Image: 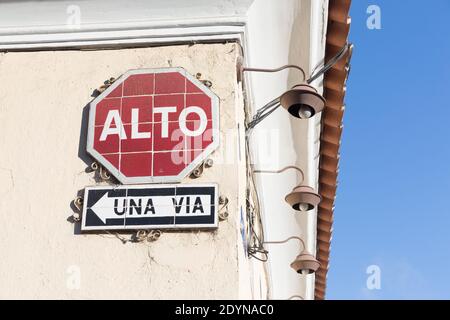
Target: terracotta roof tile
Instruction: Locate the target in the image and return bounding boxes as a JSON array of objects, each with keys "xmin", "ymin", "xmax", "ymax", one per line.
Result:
[{"xmin": 315, "ymin": 0, "xmax": 352, "ymax": 300}]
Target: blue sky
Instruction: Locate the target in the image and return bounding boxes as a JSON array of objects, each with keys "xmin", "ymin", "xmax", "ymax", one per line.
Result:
[{"xmin": 327, "ymin": 0, "xmax": 450, "ymax": 300}]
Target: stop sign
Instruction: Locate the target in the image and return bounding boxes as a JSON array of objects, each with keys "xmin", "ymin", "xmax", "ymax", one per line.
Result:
[{"xmin": 87, "ymin": 68, "xmax": 219, "ymax": 184}]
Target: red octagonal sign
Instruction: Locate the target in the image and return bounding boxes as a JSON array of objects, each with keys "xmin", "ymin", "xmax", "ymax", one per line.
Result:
[{"xmin": 87, "ymin": 68, "xmax": 219, "ymax": 184}]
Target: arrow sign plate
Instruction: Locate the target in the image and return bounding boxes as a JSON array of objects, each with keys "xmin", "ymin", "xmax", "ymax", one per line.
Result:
[{"xmin": 81, "ymin": 184, "xmax": 218, "ymax": 231}]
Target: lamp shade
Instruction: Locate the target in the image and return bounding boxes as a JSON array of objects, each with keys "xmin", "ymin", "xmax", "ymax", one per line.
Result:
[
  {"xmin": 280, "ymin": 84, "xmax": 326, "ymax": 119},
  {"xmin": 290, "ymin": 250, "xmax": 321, "ymax": 274},
  {"xmin": 285, "ymin": 186, "xmax": 321, "ymax": 212}
]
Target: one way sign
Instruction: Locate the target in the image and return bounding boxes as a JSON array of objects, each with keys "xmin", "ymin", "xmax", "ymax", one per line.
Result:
[{"xmin": 81, "ymin": 184, "xmax": 218, "ymax": 231}]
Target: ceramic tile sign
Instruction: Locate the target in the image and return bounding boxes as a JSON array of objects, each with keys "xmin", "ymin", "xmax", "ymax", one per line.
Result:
[
  {"xmin": 81, "ymin": 184, "xmax": 218, "ymax": 231},
  {"xmin": 87, "ymin": 68, "xmax": 219, "ymax": 184}
]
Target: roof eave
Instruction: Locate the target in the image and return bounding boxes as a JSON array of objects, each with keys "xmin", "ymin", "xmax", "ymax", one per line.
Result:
[{"xmin": 314, "ymin": 0, "xmax": 353, "ymax": 300}]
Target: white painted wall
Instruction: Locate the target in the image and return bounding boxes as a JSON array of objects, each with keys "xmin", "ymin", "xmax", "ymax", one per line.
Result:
[{"xmin": 244, "ymin": 0, "xmax": 328, "ymax": 300}]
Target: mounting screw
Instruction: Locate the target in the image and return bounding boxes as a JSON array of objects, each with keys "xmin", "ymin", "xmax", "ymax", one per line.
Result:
[
  {"xmin": 204, "ymin": 158, "xmax": 214, "ymax": 168},
  {"xmin": 201, "ymin": 80, "xmax": 213, "ymax": 88},
  {"xmin": 192, "ymin": 167, "xmax": 203, "ymax": 178},
  {"xmin": 90, "ymin": 162, "xmax": 99, "ymax": 171},
  {"xmin": 72, "ymin": 212, "xmax": 81, "ymax": 222},
  {"xmin": 219, "ymin": 210, "xmax": 229, "ymax": 221},
  {"xmin": 74, "ymin": 196, "xmax": 84, "ymax": 212}
]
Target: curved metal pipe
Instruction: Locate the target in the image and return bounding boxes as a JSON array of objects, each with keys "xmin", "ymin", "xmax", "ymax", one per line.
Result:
[
  {"xmin": 243, "ymin": 64, "xmax": 306, "ymax": 82},
  {"xmin": 263, "ymin": 236, "xmax": 306, "ymax": 252},
  {"xmin": 253, "ymin": 166, "xmax": 305, "ymax": 186}
]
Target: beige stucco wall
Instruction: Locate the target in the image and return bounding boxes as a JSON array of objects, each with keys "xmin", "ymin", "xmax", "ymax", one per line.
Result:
[{"xmin": 0, "ymin": 43, "xmax": 251, "ymax": 299}]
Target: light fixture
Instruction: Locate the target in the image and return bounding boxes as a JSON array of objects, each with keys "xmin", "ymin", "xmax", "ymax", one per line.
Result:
[
  {"xmin": 279, "ymin": 84, "xmax": 326, "ymax": 119},
  {"xmin": 253, "ymin": 166, "xmax": 321, "ymax": 212},
  {"xmin": 285, "ymin": 186, "xmax": 321, "ymax": 212},
  {"xmin": 242, "ymin": 43, "xmax": 353, "ymax": 131},
  {"xmin": 264, "ymin": 236, "xmax": 320, "ymax": 275},
  {"xmin": 241, "ymin": 64, "xmax": 326, "ymax": 122}
]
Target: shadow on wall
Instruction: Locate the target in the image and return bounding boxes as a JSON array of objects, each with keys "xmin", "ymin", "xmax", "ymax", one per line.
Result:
[
  {"xmin": 78, "ymin": 102, "xmax": 92, "ymax": 168},
  {"xmin": 69, "ymin": 89, "xmax": 120, "ymax": 235},
  {"xmin": 69, "ymin": 100, "xmax": 92, "ymax": 236},
  {"xmin": 78, "ymin": 88, "xmax": 103, "ymax": 168},
  {"xmin": 287, "ymin": 0, "xmax": 316, "ymax": 185}
]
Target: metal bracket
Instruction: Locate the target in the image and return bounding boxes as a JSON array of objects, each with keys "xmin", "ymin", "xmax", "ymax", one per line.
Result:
[
  {"xmin": 72, "ymin": 196, "xmax": 83, "ymax": 222},
  {"xmin": 91, "ymin": 161, "xmax": 111, "ymax": 181},
  {"xmin": 196, "ymin": 72, "xmax": 213, "ymax": 88},
  {"xmin": 97, "ymin": 77, "xmax": 117, "ymax": 93},
  {"xmin": 218, "ymin": 195, "xmax": 229, "ymax": 221},
  {"xmin": 190, "ymin": 158, "xmax": 214, "ymax": 179},
  {"xmin": 136, "ymin": 230, "xmax": 162, "ymax": 242}
]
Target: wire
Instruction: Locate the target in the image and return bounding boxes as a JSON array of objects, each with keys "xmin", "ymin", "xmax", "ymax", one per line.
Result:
[
  {"xmin": 307, "ymin": 42, "xmax": 351, "ymax": 84},
  {"xmin": 245, "ymin": 96, "xmax": 281, "ymax": 132},
  {"xmin": 253, "ymin": 96, "xmax": 280, "ymax": 118},
  {"xmin": 246, "ymin": 103, "xmax": 280, "ymax": 132},
  {"xmin": 244, "ymin": 125, "xmax": 269, "ymax": 263}
]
